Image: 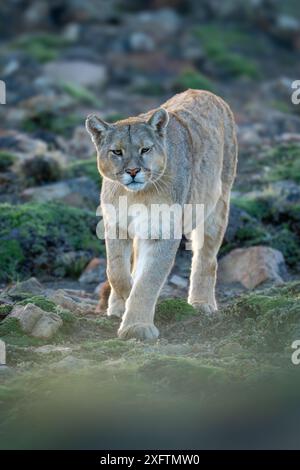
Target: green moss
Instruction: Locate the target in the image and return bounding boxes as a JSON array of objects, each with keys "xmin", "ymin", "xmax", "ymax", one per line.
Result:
[
  {"xmin": 220, "ymin": 282, "xmax": 300, "ymax": 351},
  {"xmin": 0, "ymin": 317, "xmax": 23, "ymax": 336},
  {"xmin": 0, "ymin": 240, "xmax": 25, "ymax": 281},
  {"xmin": 231, "ymin": 196, "xmax": 273, "ymax": 221},
  {"xmin": 61, "ymin": 82, "xmax": 102, "ymax": 106},
  {"xmin": 81, "ymin": 339, "xmax": 133, "ymax": 359},
  {"xmin": 140, "ymin": 356, "xmax": 228, "ymax": 391},
  {"xmin": 0, "ymin": 202, "xmax": 101, "ymax": 282},
  {"xmin": 174, "ymin": 68, "xmax": 215, "ymax": 92},
  {"xmin": 156, "ymin": 298, "xmax": 196, "ymax": 322},
  {"xmin": 17, "ymin": 296, "xmax": 56, "ymax": 313},
  {"xmin": 262, "ymin": 144, "xmax": 300, "ymax": 183},
  {"xmin": 271, "ymin": 227, "xmax": 300, "ymax": 266},
  {"xmin": 20, "ymin": 155, "xmax": 62, "ymax": 186},
  {"xmin": 131, "ymin": 82, "xmax": 165, "ymax": 96},
  {"xmin": 195, "ymin": 25, "xmax": 260, "ymax": 78},
  {"xmin": 234, "ymin": 224, "xmax": 269, "ymax": 245},
  {"xmin": 104, "ymin": 113, "xmax": 126, "ymax": 123},
  {"xmin": 22, "ymin": 111, "xmax": 82, "ymax": 136},
  {"xmin": 288, "ymin": 204, "xmax": 300, "ymax": 221},
  {"xmin": 57, "ymin": 308, "xmax": 75, "ymax": 324},
  {"xmin": 0, "ymin": 151, "xmax": 17, "ymax": 171},
  {"xmin": 66, "ymin": 158, "xmax": 101, "ymax": 184},
  {"xmin": 0, "ymin": 304, "xmax": 13, "ymax": 316},
  {"xmin": 14, "ymin": 34, "xmax": 70, "ymax": 63},
  {"xmin": 0, "ymin": 319, "xmax": 46, "ymax": 351}
]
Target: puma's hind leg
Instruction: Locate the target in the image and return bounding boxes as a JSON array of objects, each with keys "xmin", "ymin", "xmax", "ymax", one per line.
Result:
[{"xmin": 188, "ymin": 191, "xmax": 230, "ymax": 314}]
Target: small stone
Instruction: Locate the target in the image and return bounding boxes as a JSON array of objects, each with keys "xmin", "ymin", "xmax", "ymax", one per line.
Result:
[
  {"xmin": 128, "ymin": 32, "xmax": 155, "ymax": 52},
  {"xmin": 169, "ymin": 274, "xmax": 188, "ymax": 289},
  {"xmin": 218, "ymin": 246, "xmax": 285, "ymax": 289}
]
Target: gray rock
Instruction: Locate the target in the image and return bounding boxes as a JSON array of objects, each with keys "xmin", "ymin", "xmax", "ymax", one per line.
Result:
[
  {"xmin": 47, "ymin": 290, "xmax": 97, "ymax": 315},
  {"xmin": 68, "ymin": 125, "xmax": 96, "ymax": 159},
  {"xmin": 169, "ymin": 274, "xmax": 188, "ymax": 290},
  {"xmin": 218, "ymin": 246, "xmax": 286, "ymax": 289},
  {"xmin": 21, "ymin": 177, "xmax": 99, "ymax": 209},
  {"xmin": 44, "ymin": 61, "xmax": 107, "ymax": 87},
  {"xmin": 31, "ymin": 313, "xmax": 63, "ymax": 339},
  {"xmin": 8, "ymin": 303, "xmax": 63, "ymax": 339},
  {"xmin": 128, "ymin": 32, "xmax": 155, "ymax": 52},
  {"xmin": 6, "ymin": 278, "xmax": 44, "ymax": 298},
  {"xmin": 0, "ymin": 131, "xmax": 47, "ymax": 158},
  {"xmin": 129, "ymin": 9, "xmax": 180, "ymax": 39}
]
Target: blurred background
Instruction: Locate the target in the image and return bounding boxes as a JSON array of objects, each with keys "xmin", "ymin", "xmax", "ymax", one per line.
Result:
[{"xmin": 1, "ymin": 0, "xmax": 300, "ymax": 450}]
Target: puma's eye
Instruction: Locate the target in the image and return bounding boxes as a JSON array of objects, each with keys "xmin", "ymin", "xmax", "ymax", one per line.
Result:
[
  {"xmin": 111, "ymin": 149, "xmax": 123, "ymax": 156},
  {"xmin": 141, "ymin": 147, "xmax": 151, "ymax": 154}
]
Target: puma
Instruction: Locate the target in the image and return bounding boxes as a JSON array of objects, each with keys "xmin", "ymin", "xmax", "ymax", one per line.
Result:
[{"xmin": 86, "ymin": 89, "xmax": 237, "ymax": 340}]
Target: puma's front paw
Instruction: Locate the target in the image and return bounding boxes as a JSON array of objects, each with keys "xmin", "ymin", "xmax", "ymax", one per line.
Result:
[
  {"xmin": 107, "ymin": 305, "xmax": 124, "ymax": 318},
  {"xmin": 107, "ymin": 297, "xmax": 125, "ymax": 318},
  {"xmin": 190, "ymin": 302, "xmax": 217, "ymax": 315},
  {"xmin": 118, "ymin": 323, "xmax": 159, "ymax": 341}
]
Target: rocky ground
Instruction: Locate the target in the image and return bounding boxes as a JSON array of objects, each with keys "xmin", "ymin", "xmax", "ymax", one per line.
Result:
[{"xmin": 1, "ymin": 0, "xmax": 300, "ymax": 449}]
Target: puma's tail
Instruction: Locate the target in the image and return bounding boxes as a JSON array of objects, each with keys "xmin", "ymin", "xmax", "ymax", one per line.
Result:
[{"xmin": 95, "ymin": 280, "xmax": 111, "ymax": 313}]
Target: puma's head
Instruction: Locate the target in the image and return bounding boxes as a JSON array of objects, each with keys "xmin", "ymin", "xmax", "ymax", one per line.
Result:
[{"xmin": 86, "ymin": 108, "xmax": 169, "ymax": 192}]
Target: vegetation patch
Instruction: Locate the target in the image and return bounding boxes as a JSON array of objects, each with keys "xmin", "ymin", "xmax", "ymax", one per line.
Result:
[
  {"xmin": 263, "ymin": 144, "xmax": 300, "ymax": 183},
  {"xmin": 0, "ymin": 202, "xmax": 101, "ymax": 282},
  {"xmin": 66, "ymin": 158, "xmax": 101, "ymax": 184},
  {"xmin": 17, "ymin": 296, "xmax": 56, "ymax": 312},
  {"xmin": 140, "ymin": 356, "xmax": 228, "ymax": 392},
  {"xmin": 0, "ymin": 151, "xmax": 17, "ymax": 171},
  {"xmin": 231, "ymin": 196, "xmax": 273, "ymax": 221},
  {"xmin": 174, "ymin": 68, "xmax": 215, "ymax": 92},
  {"xmin": 195, "ymin": 25, "xmax": 260, "ymax": 78},
  {"xmin": 216, "ymin": 282, "xmax": 300, "ymax": 352},
  {"xmin": 61, "ymin": 82, "xmax": 102, "ymax": 107},
  {"xmin": 22, "ymin": 111, "xmax": 82, "ymax": 136},
  {"xmin": 13, "ymin": 34, "xmax": 70, "ymax": 63},
  {"xmin": 156, "ymin": 298, "xmax": 196, "ymax": 323}
]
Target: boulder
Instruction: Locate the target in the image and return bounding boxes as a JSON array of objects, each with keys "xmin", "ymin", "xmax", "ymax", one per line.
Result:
[
  {"xmin": 0, "ymin": 131, "xmax": 47, "ymax": 158},
  {"xmin": 218, "ymin": 246, "xmax": 286, "ymax": 289},
  {"xmin": 21, "ymin": 177, "xmax": 99, "ymax": 209},
  {"xmin": 8, "ymin": 303, "xmax": 62, "ymax": 339},
  {"xmin": 47, "ymin": 289, "xmax": 97, "ymax": 315},
  {"xmin": 43, "ymin": 61, "xmax": 107, "ymax": 87},
  {"xmin": 6, "ymin": 277, "xmax": 44, "ymax": 298}
]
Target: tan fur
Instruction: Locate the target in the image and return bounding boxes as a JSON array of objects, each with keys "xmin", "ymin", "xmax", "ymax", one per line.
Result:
[{"xmin": 86, "ymin": 89, "xmax": 237, "ymax": 340}]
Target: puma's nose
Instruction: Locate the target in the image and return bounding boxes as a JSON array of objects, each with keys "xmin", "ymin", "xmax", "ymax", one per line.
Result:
[{"xmin": 125, "ymin": 167, "xmax": 141, "ymax": 178}]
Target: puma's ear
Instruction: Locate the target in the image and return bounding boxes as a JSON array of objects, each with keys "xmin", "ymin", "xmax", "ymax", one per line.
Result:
[
  {"xmin": 85, "ymin": 114, "xmax": 109, "ymax": 140},
  {"xmin": 148, "ymin": 108, "xmax": 169, "ymax": 134}
]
